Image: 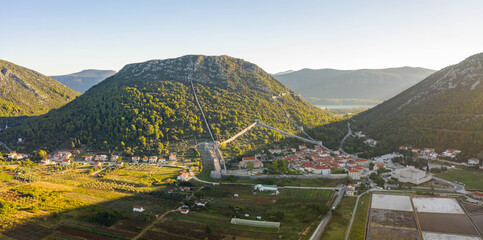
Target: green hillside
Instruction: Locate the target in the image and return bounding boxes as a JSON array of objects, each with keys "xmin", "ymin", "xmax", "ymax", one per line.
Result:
[
  {"xmin": 274, "ymin": 67, "xmax": 435, "ymax": 104},
  {"xmin": 0, "ymin": 55, "xmax": 338, "ymax": 155},
  {"xmin": 0, "ymin": 60, "xmax": 80, "ymax": 116},
  {"xmin": 353, "ymin": 52, "xmax": 483, "ymax": 156},
  {"xmin": 51, "ymin": 69, "xmax": 117, "ymax": 93}
]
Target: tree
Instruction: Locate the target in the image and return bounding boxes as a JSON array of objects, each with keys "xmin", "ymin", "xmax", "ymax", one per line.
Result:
[{"xmin": 246, "ymin": 161, "xmax": 255, "ymax": 172}]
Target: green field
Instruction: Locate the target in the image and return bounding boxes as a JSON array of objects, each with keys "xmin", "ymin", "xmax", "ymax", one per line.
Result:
[
  {"xmin": 150, "ymin": 184, "xmax": 334, "ymax": 240},
  {"xmin": 0, "ymin": 161, "xmax": 186, "ymax": 239},
  {"xmin": 321, "ymin": 196, "xmax": 357, "ymax": 240},
  {"xmin": 348, "ymin": 193, "xmax": 370, "ymax": 240},
  {"xmin": 437, "ymin": 168, "xmax": 483, "ymax": 190}
]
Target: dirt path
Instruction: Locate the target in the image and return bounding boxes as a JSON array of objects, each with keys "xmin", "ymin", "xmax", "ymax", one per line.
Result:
[
  {"xmin": 133, "ymin": 186, "xmax": 202, "ymax": 240},
  {"xmin": 132, "ymin": 207, "xmax": 180, "ymax": 240}
]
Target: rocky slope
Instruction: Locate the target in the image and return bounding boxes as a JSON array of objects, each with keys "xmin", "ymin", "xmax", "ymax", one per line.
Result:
[{"xmin": 0, "ymin": 60, "xmax": 80, "ymax": 117}]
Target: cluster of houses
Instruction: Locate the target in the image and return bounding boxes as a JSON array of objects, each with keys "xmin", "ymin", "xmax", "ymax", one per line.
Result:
[
  {"xmin": 281, "ymin": 145, "xmax": 384, "ymax": 180},
  {"xmin": 239, "ymin": 145, "xmax": 387, "ymax": 180},
  {"xmin": 40, "ymin": 151, "xmax": 73, "ymax": 165},
  {"xmin": 7, "ymin": 152, "xmax": 28, "ymax": 160},
  {"xmin": 355, "ymin": 131, "xmax": 379, "ymax": 147},
  {"xmin": 131, "ymin": 154, "xmax": 177, "ymax": 164},
  {"xmin": 399, "ymin": 146, "xmax": 464, "ymax": 159}
]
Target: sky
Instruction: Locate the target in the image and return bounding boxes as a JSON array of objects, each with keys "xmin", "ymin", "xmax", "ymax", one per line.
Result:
[{"xmin": 1, "ymin": 0, "xmax": 483, "ymax": 75}]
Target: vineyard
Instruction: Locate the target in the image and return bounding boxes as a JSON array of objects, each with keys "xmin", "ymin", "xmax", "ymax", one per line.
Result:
[
  {"xmin": 0, "ymin": 190, "xmax": 38, "ymax": 206},
  {"xmin": 82, "ymin": 180, "xmax": 151, "ymax": 193}
]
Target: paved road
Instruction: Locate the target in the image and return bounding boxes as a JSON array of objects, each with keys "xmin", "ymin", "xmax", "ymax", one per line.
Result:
[
  {"xmin": 432, "ymin": 176, "xmax": 467, "ymax": 194},
  {"xmin": 339, "ymin": 122, "xmax": 355, "ymax": 155},
  {"xmin": 0, "ymin": 140, "xmax": 12, "ymax": 152}
]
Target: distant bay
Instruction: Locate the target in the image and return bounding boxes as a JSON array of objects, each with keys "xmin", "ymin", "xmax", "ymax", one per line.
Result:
[{"xmin": 316, "ymin": 104, "xmax": 375, "ymax": 109}]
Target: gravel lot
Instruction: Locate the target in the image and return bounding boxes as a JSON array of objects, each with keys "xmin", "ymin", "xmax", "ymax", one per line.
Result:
[
  {"xmin": 371, "ymin": 194, "xmax": 413, "ymax": 211},
  {"xmin": 412, "ymin": 197, "xmax": 464, "ymax": 214},
  {"xmin": 422, "ymin": 232, "xmax": 482, "ymax": 240}
]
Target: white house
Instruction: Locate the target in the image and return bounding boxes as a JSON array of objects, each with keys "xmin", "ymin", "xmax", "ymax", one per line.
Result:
[
  {"xmin": 95, "ymin": 155, "xmax": 108, "ymax": 161},
  {"xmin": 84, "ymin": 155, "xmax": 93, "ymax": 161},
  {"xmin": 149, "ymin": 156, "xmax": 158, "ymax": 164},
  {"xmin": 355, "ymin": 131, "xmax": 366, "ymax": 138},
  {"xmin": 8, "ymin": 152, "xmax": 25, "ymax": 160},
  {"xmin": 158, "ymin": 158, "xmax": 167, "ymax": 163},
  {"xmin": 132, "ymin": 156, "xmax": 140, "ymax": 164},
  {"xmin": 348, "ymin": 169, "xmax": 361, "ymax": 180},
  {"xmin": 110, "ymin": 155, "xmax": 120, "ymax": 161},
  {"xmin": 346, "ymin": 184, "xmax": 356, "ymax": 196},
  {"xmin": 61, "ymin": 159, "xmax": 71, "ymax": 165},
  {"xmin": 364, "ymin": 138, "xmax": 378, "ymax": 147},
  {"xmin": 355, "ymin": 159, "xmax": 370, "ymax": 166},
  {"xmin": 180, "ymin": 208, "xmax": 189, "ymax": 214},
  {"xmin": 468, "ymin": 158, "xmax": 480, "ymax": 165},
  {"xmin": 268, "ymin": 149, "xmax": 282, "ymax": 154},
  {"xmin": 133, "ymin": 206, "xmax": 145, "ymax": 212},
  {"xmin": 169, "ymin": 154, "xmax": 177, "ymax": 161},
  {"xmin": 442, "ymin": 149, "xmax": 461, "ymax": 158},
  {"xmin": 177, "ymin": 172, "xmax": 191, "ymax": 181},
  {"xmin": 195, "ymin": 200, "xmax": 207, "ymax": 207},
  {"xmin": 40, "ymin": 159, "xmax": 50, "ymax": 165}
]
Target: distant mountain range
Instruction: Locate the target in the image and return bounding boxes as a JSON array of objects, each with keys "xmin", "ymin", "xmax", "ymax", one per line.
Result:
[
  {"xmin": 273, "ymin": 67, "xmax": 435, "ymax": 105},
  {"xmin": 0, "ymin": 60, "xmax": 80, "ymax": 117},
  {"xmin": 354, "ymin": 52, "xmax": 483, "ymax": 156},
  {"xmin": 1, "ymin": 55, "xmax": 335, "ymax": 154},
  {"xmin": 50, "ymin": 69, "xmax": 116, "ymax": 93}
]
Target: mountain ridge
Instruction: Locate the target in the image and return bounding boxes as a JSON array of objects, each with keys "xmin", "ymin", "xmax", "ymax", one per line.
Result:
[
  {"xmin": 353, "ymin": 52, "xmax": 483, "ymax": 155},
  {"xmin": 0, "ymin": 59, "xmax": 80, "ymax": 117},
  {"xmin": 50, "ymin": 69, "xmax": 116, "ymax": 93},
  {"xmin": 1, "ymin": 55, "xmax": 336, "ymax": 154},
  {"xmin": 274, "ymin": 66, "xmax": 435, "ymax": 104}
]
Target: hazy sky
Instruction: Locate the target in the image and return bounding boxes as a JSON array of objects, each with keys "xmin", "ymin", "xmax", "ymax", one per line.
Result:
[{"xmin": 1, "ymin": 0, "xmax": 483, "ymax": 75}]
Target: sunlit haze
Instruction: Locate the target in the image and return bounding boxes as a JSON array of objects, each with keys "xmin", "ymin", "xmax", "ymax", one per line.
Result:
[{"xmin": 1, "ymin": 0, "xmax": 483, "ymax": 75}]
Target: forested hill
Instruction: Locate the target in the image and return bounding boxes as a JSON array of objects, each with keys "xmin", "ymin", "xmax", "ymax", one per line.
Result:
[
  {"xmin": 0, "ymin": 60, "xmax": 80, "ymax": 117},
  {"xmin": 51, "ymin": 69, "xmax": 116, "ymax": 93},
  {"xmin": 1, "ymin": 55, "xmax": 338, "ymax": 155},
  {"xmin": 353, "ymin": 52, "xmax": 483, "ymax": 156},
  {"xmin": 274, "ymin": 67, "xmax": 435, "ymax": 104}
]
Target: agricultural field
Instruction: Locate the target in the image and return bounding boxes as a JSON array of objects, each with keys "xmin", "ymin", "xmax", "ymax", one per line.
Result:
[
  {"xmin": 0, "ymin": 161, "xmax": 189, "ymax": 239},
  {"xmin": 144, "ymin": 185, "xmax": 334, "ymax": 240},
  {"xmin": 436, "ymin": 169, "xmax": 483, "ymax": 190},
  {"xmin": 348, "ymin": 193, "xmax": 370, "ymax": 240},
  {"xmin": 321, "ymin": 195, "xmax": 357, "ymax": 240}
]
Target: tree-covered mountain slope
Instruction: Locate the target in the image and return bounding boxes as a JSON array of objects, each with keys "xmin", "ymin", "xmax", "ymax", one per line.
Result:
[
  {"xmin": 353, "ymin": 52, "xmax": 483, "ymax": 155},
  {"xmin": 274, "ymin": 67, "xmax": 435, "ymax": 104},
  {"xmin": 0, "ymin": 60, "xmax": 80, "ymax": 116},
  {"xmin": 51, "ymin": 69, "xmax": 116, "ymax": 93},
  {"xmin": 1, "ymin": 55, "xmax": 338, "ymax": 154}
]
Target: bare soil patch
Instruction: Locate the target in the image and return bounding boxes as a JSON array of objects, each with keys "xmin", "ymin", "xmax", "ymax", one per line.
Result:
[
  {"xmin": 369, "ymin": 209, "xmax": 417, "ymax": 229},
  {"xmin": 418, "ymin": 212, "xmax": 479, "ymax": 236},
  {"xmin": 367, "ymin": 226, "xmax": 420, "ymax": 240},
  {"xmin": 3, "ymin": 223, "xmax": 54, "ymax": 240}
]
